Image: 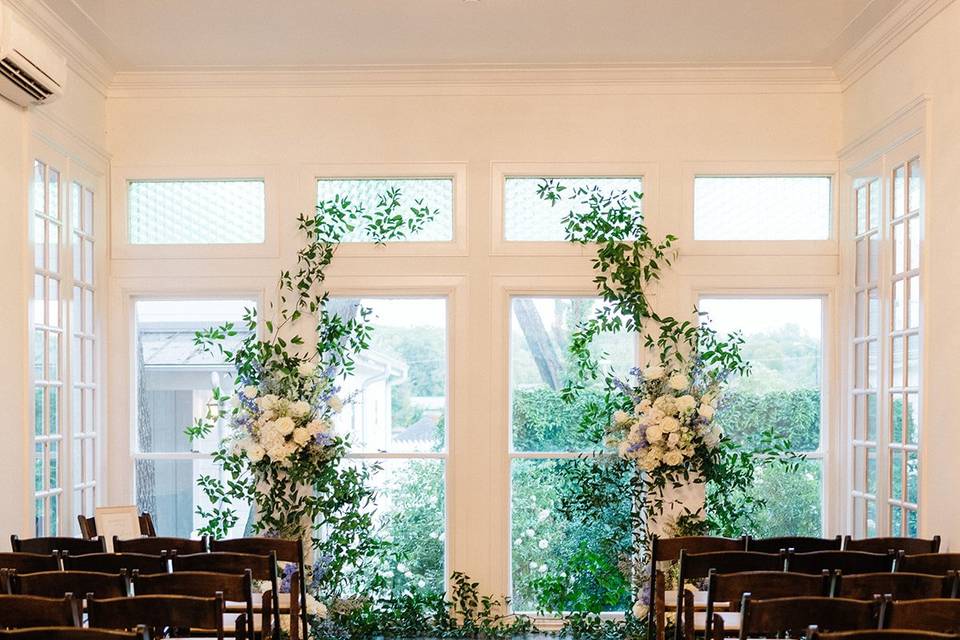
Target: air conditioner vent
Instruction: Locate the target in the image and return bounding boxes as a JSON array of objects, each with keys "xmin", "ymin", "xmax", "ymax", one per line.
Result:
[{"xmin": 0, "ymin": 55, "xmax": 50, "ymax": 101}]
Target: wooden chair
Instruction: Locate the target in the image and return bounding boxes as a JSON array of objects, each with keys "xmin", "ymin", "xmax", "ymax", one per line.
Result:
[
  {"xmin": 113, "ymin": 537, "xmax": 207, "ymax": 556},
  {"xmin": 844, "ymin": 536, "xmax": 942, "ymax": 555},
  {"xmin": 132, "ymin": 570, "xmax": 255, "ymax": 640},
  {"xmin": 834, "ymin": 572, "xmax": 958, "ymax": 600},
  {"xmin": 10, "ymin": 536, "xmax": 105, "ymax": 556},
  {"xmin": 739, "ymin": 595, "xmax": 878, "ymax": 639},
  {"xmin": 647, "ymin": 535, "xmax": 747, "ymax": 640},
  {"xmin": 171, "ymin": 552, "xmax": 278, "ymax": 640},
  {"xmin": 0, "ymin": 552, "xmax": 60, "ymax": 573},
  {"xmin": 787, "ymin": 550, "xmax": 896, "ymax": 575},
  {"xmin": 0, "ymin": 627, "xmax": 149, "ymax": 640},
  {"xmin": 897, "ymin": 554, "xmax": 960, "ymax": 575},
  {"xmin": 746, "ymin": 535, "xmax": 843, "ymax": 553},
  {"xmin": 703, "ymin": 570, "xmax": 831, "ymax": 640},
  {"xmin": 807, "ymin": 628, "xmax": 959, "ymax": 640},
  {"xmin": 12, "ymin": 570, "xmax": 129, "ymax": 599},
  {"xmin": 208, "ymin": 538, "xmax": 306, "ymax": 640},
  {"xmin": 0, "ymin": 594, "xmax": 80, "ymax": 628},
  {"xmin": 88, "ymin": 594, "xmax": 227, "ymax": 640},
  {"xmin": 883, "ymin": 598, "xmax": 960, "ymax": 633},
  {"xmin": 675, "ymin": 551, "xmax": 785, "ymax": 640},
  {"xmin": 61, "ymin": 553, "xmax": 168, "ymax": 575},
  {"xmin": 78, "ymin": 515, "xmax": 156, "ymax": 540}
]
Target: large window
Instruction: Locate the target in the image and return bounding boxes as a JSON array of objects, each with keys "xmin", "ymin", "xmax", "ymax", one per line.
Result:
[
  {"xmin": 133, "ymin": 299, "xmax": 255, "ymax": 537},
  {"xmin": 698, "ymin": 297, "xmax": 825, "ymax": 536},
  {"xmin": 333, "ymin": 297, "xmax": 448, "ymax": 591},
  {"xmin": 508, "ymin": 297, "xmax": 634, "ymax": 611}
]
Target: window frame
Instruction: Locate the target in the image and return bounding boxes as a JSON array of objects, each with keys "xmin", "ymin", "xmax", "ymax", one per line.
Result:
[{"xmin": 111, "ymin": 165, "xmax": 282, "ymax": 260}]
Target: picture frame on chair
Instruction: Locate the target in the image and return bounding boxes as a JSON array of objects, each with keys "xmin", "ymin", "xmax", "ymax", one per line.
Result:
[{"xmin": 95, "ymin": 506, "xmax": 143, "ymax": 550}]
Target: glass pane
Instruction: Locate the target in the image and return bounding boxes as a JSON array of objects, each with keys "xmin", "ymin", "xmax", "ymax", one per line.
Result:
[
  {"xmin": 48, "ymin": 169, "xmax": 60, "ymax": 219},
  {"xmin": 855, "ymin": 185, "xmax": 866, "ymax": 235},
  {"xmin": 34, "ymin": 443, "xmax": 43, "ymax": 492},
  {"xmin": 908, "ymin": 276, "xmax": 920, "ymax": 329},
  {"xmin": 49, "ymin": 439, "xmax": 58, "ymax": 488},
  {"xmin": 854, "ymin": 497, "xmax": 865, "ymax": 533},
  {"xmin": 49, "ymin": 387, "xmax": 59, "ymax": 435},
  {"xmin": 907, "ymin": 509, "xmax": 918, "ymax": 537},
  {"xmin": 751, "ymin": 458, "xmax": 823, "ymax": 537},
  {"xmin": 694, "ymin": 176, "xmax": 831, "ymax": 240},
  {"xmin": 135, "ymin": 299, "xmax": 254, "ymax": 454},
  {"xmin": 71, "ymin": 183, "xmax": 82, "ymax": 232},
  {"xmin": 905, "ymin": 393, "xmax": 919, "ymax": 444},
  {"xmin": 317, "ymin": 178, "xmax": 454, "ymax": 243},
  {"xmin": 504, "ymin": 177, "xmax": 642, "ymax": 242},
  {"xmin": 868, "ymin": 233, "xmax": 880, "ymax": 283},
  {"xmin": 893, "ymin": 280, "xmax": 905, "ymax": 331},
  {"xmin": 868, "ymin": 288, "xmax": 880, "ymax": 337},
  {"xmin": 907, "ymin": 334, "xmax": 919, "ymax": 388},
  {"xmin": 47, "ymin": 279, "xmax": 59, "ymax": 329},
  {"xmin": 906, "ymin": 451, "xmax": 919, "ymax": 504},
  {"xmin": 511, "ymin": 458, "xmax": 631, "ymax": 612},
  {"xmin": 34, "ymin": 497, "xmax": 44, "ymax": 536},
  {"xmin": 853, "ymin": 446, "xmax": 865, "ymax": 489},
  {"xmin": 83, "ymin": 239, "xmax": 94, "ymax": 284},
  {"xmin": 853, "ymin": 395, "xmax": 865, "ymax": 440},
  {"xmin": 867, "ymin": 393, "xmax": 878, "ymax": 441},
  {"xmin": 332, "ymin": 298, "xmax": 447, "ymax": 453},
  {"xmin": 909, "ymin": 217, "xmax": 920, "ymax": 271},
  {"xmin": 32, "ymin": 160, "xmax": 45, "ymax": 215},
  {"xmin": 866, "ymin": 450, "xmax": 877, "ymax": 495},
  {"xmin": 83, "ymin": 289, "xmax": 94, "ymax": 334},
  {"xmin": 854, "ymin": 343, "xmax": 865, "ymax": 389},
  {"xmin": 893, "ymin": 222, "xmax": 905, "ymax": 274},
  {"xmin": 891, "ymin": 394, "xmax": 903, "ymax": 443},
  {"xmin": 908, "ymin": 158, "xmax": 921, "ymax": 213},
  {"xmin": 83, "ymin": 188, "xmax": 94, "ymax": 234},
  {"xmin": 128, "ymin": 180, "xmax": 266, "ymax": 245},
  {"xmin": 83, "ymin": 338, "xmax": 94, "ymax": 384},
  {"xmin": 855, "ymin": 239, "xmax": 866, "ymax": 287},
  {"xmin": 869, "ymin": 179, "xmax": 881, "ymax": 230},
  {"xmin": 867, "ymin": 340, "xmax": 877, "ymax": 389},
  {"xmin": 34, "ymin": 387, "xmax": 43, "ymax": 436},
  {"xmin": 891, "ymin": 336, "xmax": 903, "ymax": 388},
  {"xmin": 891, "ymin": 452, "xmax": 903, "ymax": 500},
  {"xmin": 32, "ymin": 329, "xmax": 43, "ymax": 380},
  {"xmin": 854, "ymin": 291, "xmax": 865, "ymax": 338},
  {"xmin": 510, "ymin": 297, "xmax": 634, "ymax": 452},
  {"xmin": 33, "ymin": 216, "xmax": 45, "ymax": 270},
  {"xmin": 866, "ymin": 500, "xmax": 877, "ymax": 536},
  {"xmin": 893, "ymin": 165, "xmax": 905, "ymax": 219},
  {"xmin": 891, "ymin": 505, "xmax": 903, "ymax": 536},
  {"xmin": 47, "ymin": 220, "xmax": 59, "ymax": 272},
  {"xmin": 49, "ymin": 494, "xmax": 58, "ymax": 536}
]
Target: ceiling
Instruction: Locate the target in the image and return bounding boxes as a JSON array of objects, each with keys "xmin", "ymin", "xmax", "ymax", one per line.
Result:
[{"xmin": 40, "ymin": 0, "xmax": 903, "ymax": 72}]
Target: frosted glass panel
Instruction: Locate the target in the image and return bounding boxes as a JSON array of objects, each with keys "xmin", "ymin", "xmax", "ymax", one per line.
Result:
[
  {"xmin": 316, "ymin": 178, "xmax": 453, "ymax": 242},
  {"xmin": 128, "ymin": 180, "xmax": 265, "ymax": 245},
  {"xmin": 694, "ymin": 176, "xmax": 831, "ymax": 240},
  {"xmin": 503, "ymin": 177, "xmax": 643, "ymax": 241}
]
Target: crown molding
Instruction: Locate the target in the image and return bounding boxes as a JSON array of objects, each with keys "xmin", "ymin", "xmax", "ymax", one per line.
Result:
[
  {"xmin": 4, "ymin": 0, "xmax": 114, "ymax": 96},
  {"xmin": 107, "ymin": 63, "xmax": 841, "ymax": 98},
  {"xmin": 835, "ymin": 0, "xmax": 956, "ymax": 88}
]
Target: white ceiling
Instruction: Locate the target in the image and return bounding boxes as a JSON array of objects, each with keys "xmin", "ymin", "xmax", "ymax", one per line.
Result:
[{"xmin": 41, "ymin": 0, "xmax": 902, "ymax": 72}]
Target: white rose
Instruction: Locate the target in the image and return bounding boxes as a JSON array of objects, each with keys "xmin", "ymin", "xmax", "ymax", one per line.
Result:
[
  {"xmin": 307, "ymin": 419, "xmax": 330, "ymax": 435},
  {"xmin": 257, "ymin": 394, "xmax": 279, "ymax": 411},
  {"xmin": 668, "ymin": 374, "xmax": 689, "ymax": 391},
  {"xmin": 305, "ymin": 594, "xmax": 327, "ymax": 619},
  {"xmin": 663, "ymin": 450, "xmax": 684, "ymax": 466},
  {"xmin": 641, "ymin": 453, "xmax": 660, "ymax": 471},
  {"xmin": 292, "ymin": 427, "xmax": 311, "ymax": 446},
  {"xmin": 242, "ymin": 385, "xmax": 259, "ymax": 399},
  {"xmin": 297, "ymin": 361, "xmax": 317, "ymax": 378},
  {"xmin": 289, "ymin": 400, "xmax": 312, "ymax": 418},
  {"xmin": 326, "ymin": 396, "xmax": 344, "ymax": 413},
  {"xmin": 698, "ymin": 404, "xmax": 716, "ymax": 420},
  {"xmin": 643, "ymin": 366, "xmax": 665, "ymax": 380},
  {"xmin": 660, "ymin": 417, "xmax": 680, "ymax": 433},
  {"xmin": 618, "ymin": 440, "xmax": 633, "ymax": 458},
  {"xmin": 667, "ymin": 432, "xmax": 680, "ymax": 447},
  {"xmin": 246, "ymin": 444, "xmax": 266, "ymax": 462},
  {"xmin": 675, "ymin": 395, "xmax": 697, "ymax": 413},
  {"xmin": 613, "ymin": 410, "xmax": 631, "ymax": 425},
  {"xmin": 645, "ymin": 423, "xmax": 664, "ymax": 443},
  {"xmin": 632, "ymin": 601, "xmax": 649, "ymax": 619},
  {"xmin": 274, "ymin": 416, "xmax": 295, "ymax": 436}
]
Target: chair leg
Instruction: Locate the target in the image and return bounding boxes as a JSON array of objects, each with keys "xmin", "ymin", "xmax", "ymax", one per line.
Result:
[
  {"xmin": 683, "ymin": 590, "xmax": 695, "ymax": 640},
  {"xmin": 656, "ymin": 570, "xmax": 666, "ymax": 640}
]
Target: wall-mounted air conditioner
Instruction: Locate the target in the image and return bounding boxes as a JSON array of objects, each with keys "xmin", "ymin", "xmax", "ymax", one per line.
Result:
[{"xmin": 0, "ymin": 3, "xmax": 66, "ymax": 107}]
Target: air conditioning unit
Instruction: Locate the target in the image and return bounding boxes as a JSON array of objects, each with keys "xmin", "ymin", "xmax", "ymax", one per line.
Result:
[{"xmin": 0, "ymin": 4, "xmax": 65, "ymax": 107}]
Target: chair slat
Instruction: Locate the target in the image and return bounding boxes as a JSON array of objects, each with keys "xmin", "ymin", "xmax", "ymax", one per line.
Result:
[
  {"xmin": 739, "ymin": 595, "xmax": 878, "ymax": 639},
  {"xmin": 844, "ymin": 536, "xmax": 941, "ymax": 555},
  {"xmin": 787, "ymin": 550, "xmax": 895, "ymax": 575},
  {"xmin": 88, "ymin": 594, "xmax": 224, "ymax": 640},
  {"xmin": 10, "ymin": 536, "xmax": 105, "ymax": 556},
  {"xmin": 13, "ymin": 571, "xmax": 129, "ymax": 599},
  {"xmin": 0, "ymin": 594, "xmax": 79, "ymax": 628},
  {"xmin": 747, "ymin": 535, "xmax": 843, "ymax": 553}
]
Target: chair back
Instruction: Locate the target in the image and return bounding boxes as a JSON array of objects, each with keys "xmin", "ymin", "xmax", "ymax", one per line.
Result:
[
  {"xmin": 0, "ymin": 594, "xmax": 79, "ymax": 628},
  {"xmin": 0, "ymin": 553, "xmax": 60, "ymax": 573},
  {"xmin": 62, "ymin": 553, "xmax": 168, "ymax": 575},
  {"xmin": 883, "ymin": 598, "xmax": 960, "ymax": 633},
  {"xmin": 88, "ymin": 594, "xmax": 224, "ymax": 640},
  {"xmin": 113, "ymin": 537, "xmax": 207, "ymax": 556},
  {"xmin": 747, "ymin": 535, "xmax": 843, "ymax": 553},
  {"xmin": 132, "ymin": 570, "xmax": 253, "ymax": 640},
  {"xmin": 77, "ymin": 515, "xmax": 156, "ymax": 541},
  {"xmin": 787, "ymin": 550, "xmax": 895, "ymax": 575},
  {"xmin": 12, "ymin": 571, "xmax": 129, "ymax": 599},
  {"xmin": 807, "ymin": 630, "xmax": 959, "ymax": 640},
  {"xmin": 0, "ymin": 627, "xmax": 148, "ymax": 640},
  {"xmin": 834, "ymin": 572, "xmax": 957, "ymax": 600},
  {"xmin": 739, "ymin": 595, "xmax": 878, "ymax": 639},
  {"xmin": 10, "ymin": 536, "xmax": 105, "ymax": 556},
  {"xmin": 844, "ymin": 536, "xmax": 941, "ymax": 555},
  {"xmin": 897, "ymin": 554, "xmax": 960, "ymax": 575}
]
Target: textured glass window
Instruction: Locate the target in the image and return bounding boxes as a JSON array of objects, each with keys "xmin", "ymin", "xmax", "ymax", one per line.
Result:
[
  {"xmin": 128, "ymin": 180, "xmax": 265, "ymax": 245},
  {"xmin": 504, "ymin": 177, "xmax": 643, "ymax": 241},
  {"xmin": 316, "ymin": 178, "xmax": 453, "ymax": 242},
  {"xmin": 694, "ymin": 176, "xmax": 831, "ymax": 240}
]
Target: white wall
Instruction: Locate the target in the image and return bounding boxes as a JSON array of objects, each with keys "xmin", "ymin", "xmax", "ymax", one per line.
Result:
[{"xmin": 842, "ymin": 2, "xmax": 960, "ymax": 547}]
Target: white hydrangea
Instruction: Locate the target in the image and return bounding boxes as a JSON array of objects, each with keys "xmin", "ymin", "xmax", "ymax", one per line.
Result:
[
  {"xmin": 675, "ymin": 395, "xmax": 697, "ymax": 413},
  {"xmin": 698, "ymin": 404, "xmax": 716, "ymax": 420},
  {"xmin": 242, "ymin": 385, "xmax": 259, "ymax": 399},
  {"xmin": 327, "ymin": 396, "xmax": 344, "ymax": 413},
  {"xmin": 274, "ymin": 416, "xmax": 296, "ymax": 436},
  {"xmin": 297, "ymin": 361, "xmax": 317, "ymax": 377},
  {"xmin": 289, "ymin": 400, "xmax": 312, "ymax": 419},
  {"xmin": 613, "ymin": 410, "xmax": 631, "ymax": 425},
  {"xmin": 643, "ymin": 365, "xmax": 665, "ymax": 380},
  {"xmin": 668, "ymin": 373, "xmax": 689, "ymax": 391}
]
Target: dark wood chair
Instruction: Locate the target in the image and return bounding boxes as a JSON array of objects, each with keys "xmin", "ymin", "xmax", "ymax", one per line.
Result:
[
  {"xmin": 807, "ymin": 628, "xmax": 959, "ymax": 640},
  {"xmin": 113, "ymin": 537, "xmax": 207, "ymax": 556},
  {"xmin": 0, "ymin": 594, "xmax": 80, "ymax": 628},
  {"xmin": 746, "ymin": 535, "xmax": 843, "ymax": 553},
  {"xmin": 132, "ymin": 570, "xmax": 255, "ymax": 640},
  {"xmin": 61, "ymin": 553, "xmax": 168, "ymax": 575},
  {"xmin": 0, "ymin": 627, "xmax": 149, "ymax": 640},
  {"xmin": 647, "ymin": 535, "xmax": 747, "ymax": 640},
  {"xmin": 897, "ymin": 554, "xmax": 960, "ymax": 575},
  {"xmin": 10, "ymin": 536, "xmax": 105, "ymax": 556},
  {"xmin": 844, "ymin": 536, "xmax": 942, "ymax": 555},
  {"xmin": 675, "ymin": 551, "xmax": 785, "ymax": 640},
  {"xmin": 834, "ymin": 572, "xmax": 958, "ymax": 600},
  {"xmin": 883, "ymin": 598, "xmax": 960, "ymax": 633},
  {"xmin": 78, "ymin": 515, "xmax": 156, "ymax": 540},
  {"xmin": 0, "ymin": 552, "xmax": 60, "ymax": 573},
  {"xmin": 739, "ymin": 595, "xmax": 878, "ymax": 639},
  {"xmin": 208, "ymin": 538, "xmax": 306, "ymax": 640},
  {"xmin": 88, "ymin": 594, "xmax": 227, "ymax": 640},
  {"xmin": 787, "ymin": 550, "xmax": 896, "ymax": 575},
  {"xmin": 171, "ymin": 552, "xmax": 278, "ymax": 639},
  {"xmin": 12, "ymin": 571, "xmax": 129, "ymax": 599},
  {"xmin": 703, "ymin": 570, "xmax": 831, "ymax": 640}
]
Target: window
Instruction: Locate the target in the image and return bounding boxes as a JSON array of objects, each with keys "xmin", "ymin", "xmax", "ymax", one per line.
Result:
[
  {"xmin": 698, "ymin": 297, "xmax": 825, "ymax": 536},
  {"xmin": 317, "ymin": 179, "xmax": 454, "ymax": 242},
  {"xmin": 503, "ymin": 177, "xmax": 643, "ymax": 241},
  {"xmin": 133, "ymin": 299, "xmax": 255, "ymax": 537},
  {"xmin": 694, "ymin": 176, "xmax": 832, "ymax": 240},
  {"xmin": 127, "ymin": 180, "xmax": 266, "ymax": 245},
  {"xmin": 333, "ymin": 298, "xmax": 447, "ymax": 590},
  {"xmin": 509, "ymin": 297, "xmax": 634, "ymax": 611}
]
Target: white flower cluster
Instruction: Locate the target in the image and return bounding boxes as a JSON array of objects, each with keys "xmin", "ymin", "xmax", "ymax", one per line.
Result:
[{"xmin": 608, "ymin": 364, "xmax": 723, "ymax": 473}]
